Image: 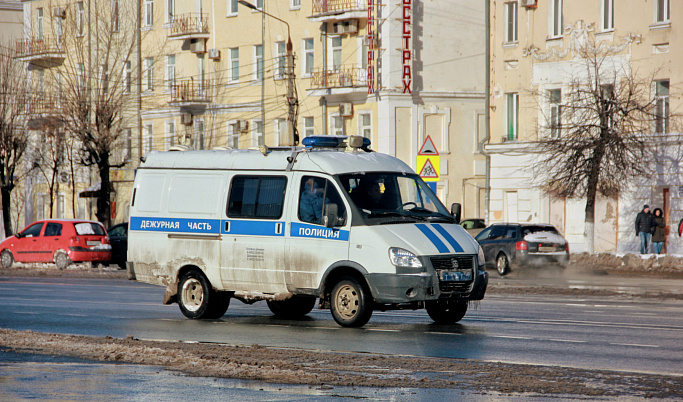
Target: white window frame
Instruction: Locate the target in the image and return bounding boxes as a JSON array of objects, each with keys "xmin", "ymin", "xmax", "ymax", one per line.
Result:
[
  {"xmin": 227, "ymin": 121, "xmax": 239, "ymax": 148},
  {"xmin": 330, "ymin": 114, "xmax": 344, "ymax": 136},
  {"xmin": 290, "ymin": 0, "xmax": 301, "ymax": 10},
  {"xmin": 228, "ymin": 0, "xmax": 238, "ymax": 16},
  {"xmin": 655, "ymin": 80, "xmax": 669, "ymax": 134},
  {"xmin": 144, "ymin": 0, "xmax": 154, "ymax": 28},
  {"xmin": 275, "ymin": 41, "xmax": 286, "ymax": 79},
  {"xmin": 252, "ymin": 119, "xmax": 264, "ymax": 146},
  {"xmin": 504, "ymin": 2, "xmax": 517, "ymax": 43},
  {"xmin": 229, "ymin": 47, "xmax": 239, "ymax": 83},
  {"xmin": 37, "ymin": 8, "xmax": 43, "ymax": 39},
  {"xmin": 124, "ymin": 60, "xmax": 132, "ymax": 94},
  {"xmin": 143, "ymin": 123, "xmax": 153, "ymax": 153},
  {"xmin": 100, "ymin": 63, "xmax": 109, "ymax": 96},
  {"xmin": 302, "ymin": 38, "xmax": 314, "ymax": 78},
  {"xmin": 505, "ymin": 93, "xmax": 519, "ymax": 141},
  {"xmin": 254, "ymin": 44, "xmax": 263, "ymax": 81},
  {"xmin": 77, "ymin": 63, "xmax": 85, "ymax": 91},
  {"xmin": 54, "ymin": 15, "xmax": 63, "ymax": 38},
  {"xmin": 303, "ymin": 116, "xmax": 314, "ymax": 137},
  {"xmin": 256, "ymin": 0, "xmax": 263, "ymax": 10},
  {"xmin": 77, "ymin": 2, "xmax": 85, "ymax": 36},
  {"xmin": 358, "ymin": 112, "xmax": 372, "ymax": 139},
  {"xmin": 655, "ymin": 0, "xmax": 670, "ymax": 23},
  {"xmin": 112, "ymin": 0, "xmax": 120, "ymax": 32},
  {"xmin": 166, "ymin": 54, "xmax": 175, "ymax": 92},
  {"xmin": 330, "ymin": 36, "xmax": 342, "ymax": 70},
  {"xmin": 549, "ymin": 0, "xmax": 563, "ymax": 38},
  {"xmin": 165, "ymin": 121, "xmax": 175, "ymax": 150},
  {"xmin": 123, "ymin": 128, "xmax": 132, "ymax": 162},
  {"xmin": 548, "ymin": 89, "xmax": 561, "ymax": 138},
  {"xmin": 143, "ymin": 57, "xmax": 154, "ymax": 92},
  {"xmin": 600, "ymin": 0, "xmax": 614, "ymax": 32},
  {"xmin": 195, "ymin": 119, "xmax": 205, "ymax": 149},
  {"xmin": 166, "ymin": 0, "xmax": 175, "ymax": 23}
]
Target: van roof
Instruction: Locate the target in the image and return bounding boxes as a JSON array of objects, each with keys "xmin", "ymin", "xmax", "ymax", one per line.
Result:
[{"xmin": 139, "ymin": 149, "xmax": 414, "ymax": 175}]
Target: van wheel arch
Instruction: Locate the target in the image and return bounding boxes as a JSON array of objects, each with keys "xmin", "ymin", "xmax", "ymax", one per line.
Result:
[
  {"xmin": 164, "ymin": 265, "xmax": 210, "ymax": 305},
  {"xmin": 319, "ymin": 263, "xmax": 371, "ymax": 309}
]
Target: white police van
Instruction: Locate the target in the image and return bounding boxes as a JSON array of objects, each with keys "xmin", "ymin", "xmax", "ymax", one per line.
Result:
[{"xmin": 127, "ymin": 135, "xmax": 488, "ymax": 327}]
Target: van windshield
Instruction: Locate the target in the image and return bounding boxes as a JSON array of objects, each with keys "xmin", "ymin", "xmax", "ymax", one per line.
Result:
[{"xmin": 338, "ymin": 173, "xmax": 453, "ymax": 224}]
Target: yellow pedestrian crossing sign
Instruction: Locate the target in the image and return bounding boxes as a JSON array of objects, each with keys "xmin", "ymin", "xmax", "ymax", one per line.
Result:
[{"xmin": 417, "ymin": 136, "xmax": 440, "ymax": 182}]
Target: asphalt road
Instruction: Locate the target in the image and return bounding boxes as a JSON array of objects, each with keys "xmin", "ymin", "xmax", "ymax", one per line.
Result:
[{"xmin": 1, "ymin": 276, "xmax": 682, "ymax": 376}]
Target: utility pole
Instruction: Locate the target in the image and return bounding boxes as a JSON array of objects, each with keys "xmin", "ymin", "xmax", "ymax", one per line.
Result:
[{"xmin": 286, "ymin": 39, "xmax": 299, "ymax": 146}]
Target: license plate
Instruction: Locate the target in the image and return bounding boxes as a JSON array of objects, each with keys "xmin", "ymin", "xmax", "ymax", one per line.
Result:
[
  {"xmin": 440, "ymin": 270, "xmax": 472, "ymax": 282},
  {"xmin": 538, "ymin": 246, "xmax": 555, "ymax": 252},
  {"xmin": 86, "ymin": 241, "xmax": 100, "ymax": 246}
]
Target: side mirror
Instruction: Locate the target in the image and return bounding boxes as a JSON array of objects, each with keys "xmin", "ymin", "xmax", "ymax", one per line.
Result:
[
  {"xmin": 450, "ymin": 203, "xmax": 461, "ymax": 224},
  {"xmin": 14, "ymin": 232, "xmax": 23, "ymax": 238},
  {"xmin": 323, "ymin": 203, "xmax": 339, "ymax": 228}
]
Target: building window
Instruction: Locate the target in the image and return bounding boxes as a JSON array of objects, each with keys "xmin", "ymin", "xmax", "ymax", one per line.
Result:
[
  {"xmin": 195, "ymin": 120, "xmax": 205, "ymax": 149},
  {"xmin": 274, "ymin": 119, "xmax": 289, "ymax": 146},
  {"xmin": 291, "ymin": 0, "xmax": 301, "ymax": 10},
  {"xmin": 600, "ymin": 0, "xmax": 613, "ymax": 31},
  {"xmin": 655, "ymin": 0, "xmax": 669, "ymax": 23},
  {"xmin": 143, "ymin": 124, "xmax": 153, "ymax": 153},
  {"xmin": 253, "ymin": 119, "xmax": 264, "ymax": 146},
  {"xmin": 302, "ymin": 39, "xmax": 314, "ymax": 77},
  {"xmin": 303, "ymin": 117, "xmax": 314, "ymax": 137},
  {"xmin": 331, "ymin": 36, "xmax": 342, "ymax": 70},
  {"xmin": 144, "ymin": 0, "xmax": 154, "ymax": 28},
  {"xmin": 37, "ymin": 8, "xmax": 43, "ymax": 39},
  {"xmin": 123, "ymin": 128, "xmax": 132, "ymax": 162},
  {"xmin": 655, "ymin": 80, "xmax": 669, "ymax": 133},
  {"xmin": 549, "ymin": 89, "xmax": 561, "ymax": 138},
  {"xmin": 331, "ymin": 115, "xmax": 344, "ymax": 136},
  {"xmin": 112, "ymin": 0, "xmax": 120, "ymax": 32},
  {"xmin": 229, "ymin": 48, "xmax": 239, "ymax": 83},
  {"xmin": 256, "ymin": 0, "xmax": 263, "ymax": 9},
  {"xmin": 124, "ymin": 60, "xmax": 132, "ymax": 93},
  {"xmin": 197, "ymin": 54, "xmax": 205, "ymax": 95},
  {"xmin": 505, "ymin": 2, "xmax": 517, "ymax": 43},
  {"xmin": 77, "ymin": 2, "xmax": 84, "ymax": 36},
  {"xmin": 77, "ymin": 63, "xmax": 85, "ymax": 91},
  {"xmin": 143, "ymin": 57, "xmax": 154, "ymax": 92},
  {"xmin": 358, "ymin": 113, "xmax": 371, "ymax": 139},
  {"xmin": 550, "ymin": 0, "xmax": 563, "ymax": 37},
  {"xmin": 505, "ymin": 93, "xmax": 518, "ymax": 140},
  {"xmin": 227, "ymin": 122, "xmax": 239, "ymax": 148},
  {"xmin": 166, "ymin": 54, "xmax": 175, "ymax": 92},
  {"xmin": 100, "ymin": 64, "xmax": 109, "ymax": 96},
  {"xmin": 165, "ymin": 121, "xmax": 175, "ymax": 150},
  {"xmin": 166, "ymin": 0, "xmax": 175, "ymax": 23},
  {"xmin": 54, "ymin": 15, "xmax": 63, "ymax": 38},
  {"xmin": 275, "ymin": 41, "xmax": 286, "ymax": 79},
  {"xmin": 228, "ymin": 0, "xmax": 238, "ymax": 15},
  {"xmin": 254, "ymin": 45, "xmax": 263, "ymax": 80}
]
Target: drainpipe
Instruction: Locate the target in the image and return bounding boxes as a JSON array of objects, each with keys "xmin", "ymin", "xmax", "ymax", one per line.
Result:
[
  {"xmin": 321, "ymin": 22, "xmax": 327, "ymax": 135},
  {"xmin": 483, "ymin": 0, "xmax": 491, "ymax": 223}
]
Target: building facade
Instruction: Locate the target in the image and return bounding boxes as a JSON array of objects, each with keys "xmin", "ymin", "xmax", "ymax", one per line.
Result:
[{"xmin": 488, "ymin": 0, "xmax": 681, "ymax": 253}]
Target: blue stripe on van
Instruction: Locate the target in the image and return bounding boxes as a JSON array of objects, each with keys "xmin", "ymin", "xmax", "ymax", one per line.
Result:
[
  {"xmin": 291, "ymin": 222, "xmax": 350, "ymax": 241},
  {"xmin": 432, "ymin": 224, "xmax": 464, "ymax": 252},
  {"xmin": 415, "ymin": 224, "xmax": 449, "ymax": 253},
  {"xmin": 222, "ymin": 220, "xmax": 284, "ymax": 236},
  {"xmin": 130, "ymin": 217, "xmax": 220, "ymax": 234}
]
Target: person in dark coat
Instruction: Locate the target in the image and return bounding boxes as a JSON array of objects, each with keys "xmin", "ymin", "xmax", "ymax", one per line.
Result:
[
  {"xmin": 651, "ymin": 208, "xmax": 666, "ymax": 254},
  {"xmin": 635, "ymin": 205, "xmax": 654, "ymax": 254}
]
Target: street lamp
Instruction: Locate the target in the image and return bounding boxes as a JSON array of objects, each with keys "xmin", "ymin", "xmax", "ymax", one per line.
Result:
[{"xmin": 237, "ymin": 0, "xmax": 298, "ymax": 146}]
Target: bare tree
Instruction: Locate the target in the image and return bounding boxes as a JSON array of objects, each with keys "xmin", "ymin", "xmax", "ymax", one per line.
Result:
[
  {"xmin": 533, "ymin": 40, "xmax": 674, "ymax": 253},
  {"xmin": 30, "ymin": 126, "xmax": 66, "ymax": 218},
  {"xmin": 0, "ymin": 45, "xmax": 32, "ymax": 235}
]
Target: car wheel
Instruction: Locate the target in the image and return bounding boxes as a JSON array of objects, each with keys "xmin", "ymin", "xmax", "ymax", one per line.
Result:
[
  {"xmin": 1, "ymin": 250, "xmax": 13, "ymax": 269},
  {"xmin": 426, "ymin": 300, "xmax": 468, "ymax": 324},
  {"xmin": 496, "ymin": 253, "xmax": 509, "ymax": 276},
  {"xmin": 54, "ymin": 251, "xmax": 71, "ymax": 270},
  {"xmin": 178, "ymin": 270, "xmax": 230, "ymax": 319},
  {"xmin": 330, "ymin": 277, "xmax": 373, "ymax": 327},
  {"xmin": 267, "ymin": 296, "xmax": 316, "ymax": 319}
]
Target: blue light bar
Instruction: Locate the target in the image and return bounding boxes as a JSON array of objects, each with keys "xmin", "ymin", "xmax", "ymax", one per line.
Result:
[{"xmin": 302, "ymin": 136, "xmax": 372, "ymax": 149}]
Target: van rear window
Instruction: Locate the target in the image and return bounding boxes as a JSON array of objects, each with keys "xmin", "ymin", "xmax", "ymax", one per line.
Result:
[{"xmin": 227, "ymin": 176, "xmax": 287, "ymax": 219}]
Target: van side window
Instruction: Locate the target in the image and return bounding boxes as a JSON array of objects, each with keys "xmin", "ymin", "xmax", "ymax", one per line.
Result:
[
  {"xmin": 299, "ymin": 176, "xmax": 347, "ymax": 225},
  {"xmin": 227, "ymin": 176, "xmax": 287, "ymax": 219}
]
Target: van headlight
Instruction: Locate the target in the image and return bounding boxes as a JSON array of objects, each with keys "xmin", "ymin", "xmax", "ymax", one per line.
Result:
[
  {"xmin": 478, "ymin": 245, "xmax": 486, "ymax": 270},
  {"xmin": 389, "ymin": 248, "xmax": 423, "ymax": 268}
]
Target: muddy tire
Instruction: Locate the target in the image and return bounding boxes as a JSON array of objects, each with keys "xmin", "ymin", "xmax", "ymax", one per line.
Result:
[
  {"xmin": 496, "ymin": 253, "xmax": 509, "ymax": 276},
  {"xmin": 54, "ymin": 251, "xmax": 71, "ymax": 270},
  {"xmin": 426, "ymin": 300, "xmax": 468, "ymax": 324},
  {"xmin": 267, "ymin": 296, "xmax": 316, "ymax": 319},
  {"xmin": 1, "ymin": 250, "xmax": 13, "ymax": 269},
  {"xmin": 330, "ymin": 277, "xmax": 373, "ymax": 328},
  {"xmin": 178, "ymin": 270, "xmax": 230, "ymax": 319}
]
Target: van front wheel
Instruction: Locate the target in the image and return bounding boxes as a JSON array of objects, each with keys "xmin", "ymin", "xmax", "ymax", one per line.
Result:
[
  {"xmin": 178, "ymin": 271, "xmax": 230, "ymax": 319},
  {"xmin": 330, "ymin": 277, "xmax": 373, "ymax": 327},
  {"xmin": 267, "ymin": 296, "xmax": 316, "ymax": 319}
]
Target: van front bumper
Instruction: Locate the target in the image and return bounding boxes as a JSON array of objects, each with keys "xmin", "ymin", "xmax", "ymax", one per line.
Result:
[{"xmin": 366, "ymin": 270, "xmax": 488, "ymax": 304}]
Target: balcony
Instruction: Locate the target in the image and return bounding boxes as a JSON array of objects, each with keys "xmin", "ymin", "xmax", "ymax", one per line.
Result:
[
  {"xmin": 309, "ymin": 0, "xmax": 367, "ymax": 22},
  {"xmin": 15, "ymin": 36, "xmax": 65, "ymax": 67},
  {"xmin": 26, "ymin": 94, "xmax": 64, "ymax": 130},
  {"xmin": 307, "ymin": 66, "xmax": 368, "ymax": 97},
  {"xmin": 167, "ymin": 13, "xmax": 210, "ymax": 40},
  {"xmin": 169, "ymin": 79, "xmax": 212, "ymax": 111}
]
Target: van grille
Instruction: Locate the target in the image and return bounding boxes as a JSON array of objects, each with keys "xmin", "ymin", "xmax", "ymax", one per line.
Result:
[
  {"xmin": 439, "ymin": 281, "xmax": 472, "ymax": 293},
  {"xmin": 431, "ymin": 255, "xmax": 475, "ymax": 294}
]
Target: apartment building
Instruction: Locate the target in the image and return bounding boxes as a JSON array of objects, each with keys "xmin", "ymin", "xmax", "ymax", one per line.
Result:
[
  {"xmin": 0, "ymin": 0, "xmax": 22, "ymax": 42},
  {"xmin": 488, "ymin": 0, "xmax": 681, "ymax": 252},
  {"xmin": 14, "ymin": 0, "xmax": 486, "ymax": 227}
]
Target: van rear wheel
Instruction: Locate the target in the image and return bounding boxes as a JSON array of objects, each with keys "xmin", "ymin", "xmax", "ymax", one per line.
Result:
[
  {"xmin": 178, "ymin": 270, "xmax": 230, "ymax": 319},
  {"xmin": 267, "ymin": 296, "xmax": 316, "ymax": 319},
  {"xmin": 330, "ymin": 277, "xmax": 373, "ymax": 327},
  {"xmin": 426, "ymin": 300, "xmax": 468, "ymax": 324}
]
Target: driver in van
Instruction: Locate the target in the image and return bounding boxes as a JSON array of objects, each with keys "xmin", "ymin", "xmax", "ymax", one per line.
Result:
[
  {"xmin": 299, "ymin": 177, "xmax": 324, "ymax": 223},
  {"xmin": 354, "ymin": 181, "xmax": 385, "ymax": 211}
]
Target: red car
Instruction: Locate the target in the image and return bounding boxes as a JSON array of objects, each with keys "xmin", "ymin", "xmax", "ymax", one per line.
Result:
[{"xmin": 0, "ymin": 219, "xmax": 112, "ymax": 269}]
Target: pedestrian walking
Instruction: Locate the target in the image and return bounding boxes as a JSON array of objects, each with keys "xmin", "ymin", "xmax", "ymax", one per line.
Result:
[
  {"xmin": 651, "ymin": 208, "xmax": 666, "ymax": 254},
  {"xmin": 635, "ymin": 205, "xmax": 654, "ymax": 254}
]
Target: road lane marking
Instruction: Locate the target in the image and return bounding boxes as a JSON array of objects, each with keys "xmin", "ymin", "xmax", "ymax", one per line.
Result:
[
  {"xmin": 491, "ymin": 335, "xmax": 532, "ymax": 340},
  {"xmin": 548, "ymin": 339, "xmax": 587, "ymax": 343},
  {"xmin": 611, "ymin": 343, "xmax": 660, "ymax": 348},
  {"xmin": 366, "ymin": 328, "xmax": 400, "ymax": 332},
  {"xmin": 427, "ymin": 332, "xmax": 462, "ymax": 336}
]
